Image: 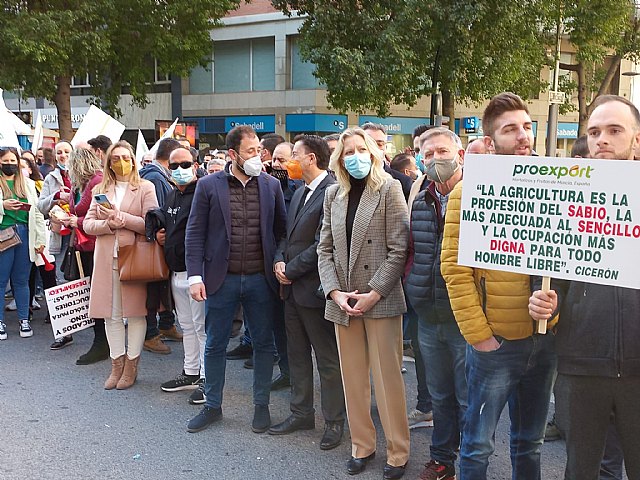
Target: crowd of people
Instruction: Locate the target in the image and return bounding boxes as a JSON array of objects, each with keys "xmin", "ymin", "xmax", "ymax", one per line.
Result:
[{"xmin": 1, "ymin": 91, "xmax": 638, "ymax": 480}]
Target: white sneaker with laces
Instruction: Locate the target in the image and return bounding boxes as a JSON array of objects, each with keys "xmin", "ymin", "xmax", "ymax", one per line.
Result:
[
  {"xmin": 408, "ymin": 408, "xmax": 434, "ymax": 429},
  {"xmin": 19, "ymin": 319, "xmax": 33, "ymax": 338}
]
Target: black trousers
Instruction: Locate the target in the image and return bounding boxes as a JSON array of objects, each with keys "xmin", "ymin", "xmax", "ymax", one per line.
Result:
[
  {"xmin": 284, "ymin": 298, "xmax": 345, "ymax": 423},
  {"xmin": 557, "ymin": 373, "xmax": 640, "ymax": 480}
]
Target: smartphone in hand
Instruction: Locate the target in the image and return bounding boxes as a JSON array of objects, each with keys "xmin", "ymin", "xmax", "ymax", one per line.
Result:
[
  {"xmin": 17, "ymin": 202, "xmax": 31, "ymax": 211},
  {"xmin": 94, "ymin": 194, "xmax": 113, "ymax": 209}
]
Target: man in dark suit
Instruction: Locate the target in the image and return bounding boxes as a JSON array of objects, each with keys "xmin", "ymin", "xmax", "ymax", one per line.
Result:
[
  {"xmin": 185, "ymin": 125, "xmax": 287, "ymax": 434},
  {"xmin": 268, "ymin": 135, "xmax": 346, "ymax": 450}
]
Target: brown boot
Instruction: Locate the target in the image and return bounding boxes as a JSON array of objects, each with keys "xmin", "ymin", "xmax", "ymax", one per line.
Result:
[
  {"xmin": 116, "ymin": 355, "xmax": 140, "ymax": 390},
  {"xmin": 104, "ymin": 355, "xmax": 125, "ymax": 390},
  {"xmin": 159, "ymin": 325, "xmax": 183, "ymax": 342},
  {"xmin": 143, "ymin": 335, "xmax": 171, "ymax": 354}
]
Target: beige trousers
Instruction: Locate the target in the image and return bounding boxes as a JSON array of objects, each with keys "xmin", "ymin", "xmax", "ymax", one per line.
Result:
[
  {"xmin": 335, "ymin": 315, "xmax": 410, "ymax": 467},
  {"xmin": 105, "ymin": 262, "xmax": 145, "ymax": 360}
]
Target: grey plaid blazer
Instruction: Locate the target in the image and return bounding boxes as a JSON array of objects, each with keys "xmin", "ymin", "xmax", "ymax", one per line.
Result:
[{"xmin": 317, "ymin": 177, "xmax": 409, "ymax": 326}]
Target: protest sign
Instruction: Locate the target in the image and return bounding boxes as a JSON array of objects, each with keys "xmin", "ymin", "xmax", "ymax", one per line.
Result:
[
  {"xmin": 45, "ymin": 278, "xmax": 93, "ymax": 339},
  {"xmin": 71, "ymin": 105, "xmax": 125, "ymax": 147},
  {"xmin": 31, "ymin": 110, "xmax": 43, "ymax": 153},
  {"xmin": 458, "ymin": 154, "xmax": 640, "ymax": 289}
]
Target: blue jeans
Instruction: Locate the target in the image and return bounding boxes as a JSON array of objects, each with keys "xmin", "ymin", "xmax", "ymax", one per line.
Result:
[
  {"xmin": 204, "ymin": 273, "xmax": 276, "ymax": 409},
  {"xmin": 0, "ymin": 224, "xmax": 31, "ymax": 322},
  {"xmin": 460, "ymin": 333, "xmax": 556, "ymax": 480},
  {"xmin": 418, "ymin": 320, "xmax": 468, "ymax": 466},
  {"xmin": 406, "ymin": 302, "xmax": 432, "ymax": 413}
]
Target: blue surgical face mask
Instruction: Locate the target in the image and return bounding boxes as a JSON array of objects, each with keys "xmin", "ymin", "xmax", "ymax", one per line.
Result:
[
  {"xmin": 171, "ymin": 166, "xmax": 194, "ymax": 185},
  {"xmin": 415, "ymin": 153, "xmax": 427, "ymax": 173},
  {"xmin": 344, "ymin": 152, "xmax": 371, "ymax": 179}
]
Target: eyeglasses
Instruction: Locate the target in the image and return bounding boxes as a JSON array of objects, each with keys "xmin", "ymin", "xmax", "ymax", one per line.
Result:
[{"xmin": 168, "ymin": 161, "xmax": 193, "ymax": 170}]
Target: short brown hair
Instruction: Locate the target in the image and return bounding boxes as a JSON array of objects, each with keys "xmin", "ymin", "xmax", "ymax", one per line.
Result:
[
  {"xmin": 591, "ymin": 94, "xmax": 640, "ymax": 130},
  {"xmin": 482, "ymin": 92, "xmax": 529, "ymax": 138},
  {"xmin": 225, "ymin": 125, "xmax": 257, "ymax": 153}
]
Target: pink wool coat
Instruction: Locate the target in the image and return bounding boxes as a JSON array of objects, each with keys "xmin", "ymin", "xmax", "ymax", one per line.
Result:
[{"xmin": 83, "ymin": 180, "xmax": 158, "ymax": 319}]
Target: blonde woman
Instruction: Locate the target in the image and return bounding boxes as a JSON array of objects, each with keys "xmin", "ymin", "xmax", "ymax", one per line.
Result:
[
  {"xmin": 0, "ymin": 147, "xmax": 46, "ymax": 340},
  {"xmin": 317, "ymin": 128, "xmax": 410, "ymax": 479},
  {"xmin": 84, "ymin": 141, "xmax": 158, "ymax": 390},
  {"xmin": 63, "ymin": 147, "xmax": 109, "ymax": 365}
]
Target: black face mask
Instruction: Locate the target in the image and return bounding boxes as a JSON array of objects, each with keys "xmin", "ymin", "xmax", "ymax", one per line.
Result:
[
  {"xmin": 1, "ymin": 164, "xmax": 18, "ymax": 176},
  {"xmin": 270, "ymin": 168, "xmax": 289, "ymax": 191}
]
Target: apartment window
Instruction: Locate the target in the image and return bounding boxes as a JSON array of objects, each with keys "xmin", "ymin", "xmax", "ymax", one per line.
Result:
[
  {"xmin": 71, "ymin": 74, "xmax": 90, "ymax": 88},
  {"xmin": 155, "ymin": 59, "xmax": 171, "ymax": 84},
  {"xmin": 291, "ymin": 36, "xmax": 320, "ymax": 90},
  {"xmin": 213, "ymin": 38, "xmax": 275, "ymax": 93},
  {"xmin": 189, "ymin": 58, "xmax": 214, "ymax": 94}
]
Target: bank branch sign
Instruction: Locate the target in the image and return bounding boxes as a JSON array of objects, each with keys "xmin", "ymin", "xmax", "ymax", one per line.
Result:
[{"xmin": 457, "ymin": 154, "xmax": 640, "ymax": 288}]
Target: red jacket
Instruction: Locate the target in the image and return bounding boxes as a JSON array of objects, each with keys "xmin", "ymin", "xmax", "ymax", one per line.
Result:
[{"xmin": 70, "ymin": 172, "xmax": 103, "ymax": 252}]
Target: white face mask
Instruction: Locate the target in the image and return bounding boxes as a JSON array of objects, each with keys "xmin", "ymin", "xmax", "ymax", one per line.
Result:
[{"xmin": 239, "ymin": 155, "xmax": 263, "ymax": 177}]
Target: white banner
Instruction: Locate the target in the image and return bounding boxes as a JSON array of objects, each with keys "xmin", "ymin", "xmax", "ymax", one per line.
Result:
[
  {"xmin": 457, "ymin": 154, "xmax": 640, "ymax": 289},
  {"xmin": 45, "ymin": 278, "xmax": 93, "ymax": 339},
  {"xmin": 31, "ymin": 110, "xmax": 43, "ymax": 153},
  {"xmin": 71, "ymin": 105, "xmax": 125, "ymax": 147},
  {"xmin": 135, "ymin": 129, "xmax": 149, "ymax": 168}
]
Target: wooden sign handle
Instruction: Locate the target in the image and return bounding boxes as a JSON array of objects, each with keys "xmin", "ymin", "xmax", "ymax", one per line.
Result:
[{"xmin": 537, "ymin": 276, "xmax": 551, "ymax": 334}]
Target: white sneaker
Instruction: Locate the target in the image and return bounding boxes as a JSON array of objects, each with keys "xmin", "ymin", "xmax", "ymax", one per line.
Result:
[
  {"xmin": 5, "ymin": 299, "xmax": 16, "ymax": 311},
  {"xmin": 408, "ymin": 408, "xmax": 433, "ymax": 429},
  {"xmin": 32, "ymin": 299, "xmax": 41, "ymax": 310},
  {"xmin": 0, "ymin": 322, "xmax": 7, "ymax": 340},
  {"xmin": 19, "ymin": 319, "xmax": 33, "ymax": 338}
]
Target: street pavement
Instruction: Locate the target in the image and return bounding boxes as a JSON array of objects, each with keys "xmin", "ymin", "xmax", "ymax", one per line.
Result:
[{"xmin": 0, "ymin": 306, "xmax": 569, "ymax": 480}]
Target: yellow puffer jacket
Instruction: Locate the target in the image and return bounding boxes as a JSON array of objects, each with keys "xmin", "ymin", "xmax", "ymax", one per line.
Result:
[{"xmin": 441, "ymin": 181, "xmax": 558, "ymax": 345}]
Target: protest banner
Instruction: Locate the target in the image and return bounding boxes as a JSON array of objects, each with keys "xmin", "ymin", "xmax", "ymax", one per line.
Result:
[
  {"xmin": 31, "ymin": 110, "xmax": 43, "ymax": 153},
  {"xmin": 71, "ymin": 105, "xmax": 125, "ymax": 147},
  {"xmin": 135, "ymin": 129, "xmax": 149, "ymax": 168},
  {"xmin": 45, "ymin": 277, "xmax": 93, "ymax": 340},
  {"xmin": 458, "ymin": 154, "xmax": 640, "ymax": 290}
]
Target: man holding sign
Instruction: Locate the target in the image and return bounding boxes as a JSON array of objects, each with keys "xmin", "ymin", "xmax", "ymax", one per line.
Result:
[
  {"xmin": 529, "ymin": 95, "xmax": 640, "ymax": 480},
  {"xmin": 441, "ymin": 93, "xmax": 557, "ymax": 480}
]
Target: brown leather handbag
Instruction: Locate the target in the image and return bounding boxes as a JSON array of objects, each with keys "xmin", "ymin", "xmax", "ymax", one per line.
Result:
[
  {"xmin": 0, "ymin": 225, "xmax": 22, "ymax": 252},
  {"xmin": 118, "ymin": 234, "xmax": 169, "ymax": 283}
]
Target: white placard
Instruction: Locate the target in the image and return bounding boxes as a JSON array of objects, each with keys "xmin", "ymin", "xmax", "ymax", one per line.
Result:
[
  {"xmin": 45, "ymin": 278, "xmax": 93, "ymax": 339},
  {"xmin": 71, "ymin": 105, "xmax": 125, "ymax": 147},
  {"xmin": 135, "ymin": 129, "xmax": 149, "ymax": 168},
  {"xmin": 149, "ymin": 117, "xmax": 178, "ymax": 158},
  {"xmin": 31, "ymin": 110, "xmax": 43, "ymax": 153},
  {"xmin": 457, "ymin": 154, "xmax": 640, "ymax": 289}
]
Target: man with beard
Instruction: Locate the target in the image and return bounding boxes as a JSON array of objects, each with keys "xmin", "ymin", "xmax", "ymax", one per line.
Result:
[
  {"xmin": 186, "ymin": 125, "xmax": 286, "ymax": 433},
  {"xmin": 529, "ymin": 95, "xmax": 640, "ymax": 480},
  {"xmin": 441, "ymin": 92, "xmax": 557, "ymax": 480}
]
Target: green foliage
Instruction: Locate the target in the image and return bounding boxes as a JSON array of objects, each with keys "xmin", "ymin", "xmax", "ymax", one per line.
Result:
[
  {"xmin": 0, "ymin": 0, "xmax": 240, "ymax": 116},
  {"xmin": 272, "ymin": 0, "xmax": 551, "ymax": 116}
]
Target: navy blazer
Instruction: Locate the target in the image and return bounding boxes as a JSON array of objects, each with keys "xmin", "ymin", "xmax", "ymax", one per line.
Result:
[{"xmin": 185, "ymin": 170, "xmax": 287, "ymax": 295}]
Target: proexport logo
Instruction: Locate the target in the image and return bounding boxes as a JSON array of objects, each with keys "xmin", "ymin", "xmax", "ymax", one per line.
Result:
[{"xmin": 512, "ymin": 163, "xmax": 594, "ymax": 179}]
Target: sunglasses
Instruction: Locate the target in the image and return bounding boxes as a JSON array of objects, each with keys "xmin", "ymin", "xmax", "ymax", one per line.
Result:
[{"xmin": 168, "ymin": 161, "xmax": 193, "ymax": 170}]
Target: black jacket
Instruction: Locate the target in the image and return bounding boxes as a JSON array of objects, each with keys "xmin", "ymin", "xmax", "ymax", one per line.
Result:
[
  {"xmin": 160, "ymin": 181, "xmax": 197, "ymax": 272},
  {"xmin": 384, "ymin": 164, "xmax": 412, "ymax": 200},
  {"xmin": 551, "ymin": 281, "xmax": 640, "ymax": 378},
  {"xmin": 274, "ymin": 173, "xmax": 335, "ymax": 309},
  {"xmin": 405, "ymin": 182, "xmax": 455, "ymax": 323}
]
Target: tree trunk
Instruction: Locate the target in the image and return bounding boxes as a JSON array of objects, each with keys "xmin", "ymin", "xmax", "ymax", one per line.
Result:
[
  {"xmin": 442, "ymin": 89, "xmax": 455, "ymax": 131},
  {"xmin": 53, "ymin": 76, "xmax": 73, "ymax": 141}
]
